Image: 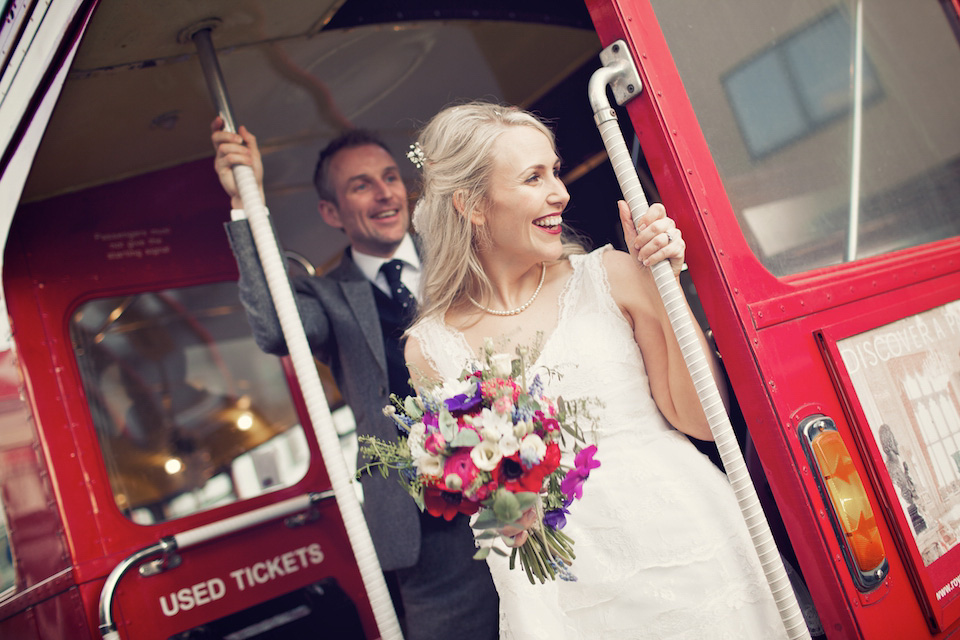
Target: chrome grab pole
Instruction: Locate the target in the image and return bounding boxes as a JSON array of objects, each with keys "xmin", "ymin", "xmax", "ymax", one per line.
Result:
[
  {"xmin": 187, "ymin": 25, "xmax": 404, "ymax": 640},
  {"xmin": 588, "ymin": 40, "xmax": 810, "ymax": 640},
  {"xmin": 845, "ymin": 0, "xmax": 864, "ymax": 263}
]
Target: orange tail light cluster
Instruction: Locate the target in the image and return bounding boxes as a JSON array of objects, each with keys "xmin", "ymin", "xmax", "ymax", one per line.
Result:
[{"xmin": 801, "ymin": 415, "xmax": 888, "ymax": 592}]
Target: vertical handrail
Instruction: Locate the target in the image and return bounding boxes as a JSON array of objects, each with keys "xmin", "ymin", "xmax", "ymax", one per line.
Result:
[
  {"xmin": 190, "ymin": 27, "xmax": 403, "ymax": 640},
  {"xmin": 845, "ymin": 0, "xmax": 865, "ymax": 262},
  {"xmin": 588, "ymin": 40, "xmax": 811, "ymax": 640}
]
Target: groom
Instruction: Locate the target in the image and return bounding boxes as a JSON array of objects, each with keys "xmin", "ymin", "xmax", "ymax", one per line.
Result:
[{"xmin": 211, "ymin": 119, "xmax": 499, "ymax": 640}]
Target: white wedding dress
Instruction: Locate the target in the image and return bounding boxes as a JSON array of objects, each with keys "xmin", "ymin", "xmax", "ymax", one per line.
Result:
[{"xmin": 409, "ymin": 246, "xmax": 789, "ymax": 639}]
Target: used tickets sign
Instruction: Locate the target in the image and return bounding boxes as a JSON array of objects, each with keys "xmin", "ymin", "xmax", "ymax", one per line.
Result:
[{"xmin": 158, "ymin": 543, "xmax": 325, "ymax": 617}]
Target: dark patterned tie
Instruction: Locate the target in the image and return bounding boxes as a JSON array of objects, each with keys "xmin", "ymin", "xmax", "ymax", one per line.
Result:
[{"xmin": 381, "ymin": 259, "xmax": 417, "ymax": 314}]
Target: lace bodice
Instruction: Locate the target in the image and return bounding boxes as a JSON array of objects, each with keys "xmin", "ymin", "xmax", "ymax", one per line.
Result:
[{"xmin": 411, "ymin": 247, "xmax": 669, "ymax": 439}]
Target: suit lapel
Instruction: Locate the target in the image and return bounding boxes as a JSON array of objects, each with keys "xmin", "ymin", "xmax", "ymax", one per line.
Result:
[{"xmin": 330, "ymin": 252, "xmax": 388, "ymax": 373}]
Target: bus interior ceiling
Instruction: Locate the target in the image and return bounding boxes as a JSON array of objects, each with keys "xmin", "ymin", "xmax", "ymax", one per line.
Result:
[{"xmin": 15, "ymin": 0, "xmax": 632, "ymax": 272}]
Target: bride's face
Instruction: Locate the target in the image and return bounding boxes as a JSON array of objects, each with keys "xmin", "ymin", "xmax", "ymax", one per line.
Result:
[{"xmin": 475, "ymin": 126, "xmax": 569, "ymax": 265}]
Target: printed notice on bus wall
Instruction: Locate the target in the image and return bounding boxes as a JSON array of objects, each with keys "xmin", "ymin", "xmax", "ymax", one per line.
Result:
[
  {"xmin": 838, "ymin": 300, "xmax": 960, "ymax": 576},
  {"xmin": 93, "ymin": 227, "xmax": 172, "ymax": 261}
]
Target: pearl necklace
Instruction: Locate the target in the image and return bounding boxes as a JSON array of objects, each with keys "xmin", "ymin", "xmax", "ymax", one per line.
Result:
[{"xmin": 468, "ymin": 263, "xmax": 546, "ymax": 316}]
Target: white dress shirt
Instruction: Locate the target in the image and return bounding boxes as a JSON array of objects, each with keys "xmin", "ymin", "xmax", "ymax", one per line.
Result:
[{"xmin": 350, "ymin": 234, "xmax": 422, "ymax": 302}]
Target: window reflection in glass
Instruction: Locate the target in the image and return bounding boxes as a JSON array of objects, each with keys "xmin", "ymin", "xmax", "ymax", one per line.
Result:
[
  {"xmin": 0, "ymin": 497, "xmax": 12, "ymax": 596},
  {"xmin": 724, "ymin": 9, "xmax": 882, "ymax": 159},
  {"xmin": 652, "ymin": 0, "xmax": 960, "ymax": 276},
  {"xmin": 70, "ymin": 282, "xmax": 307, "ymax": 524}
]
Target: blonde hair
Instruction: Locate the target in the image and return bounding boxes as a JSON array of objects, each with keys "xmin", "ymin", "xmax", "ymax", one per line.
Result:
[{"xmin": 411, "ymin": 101, "xmax": 584, "ymax": 324}]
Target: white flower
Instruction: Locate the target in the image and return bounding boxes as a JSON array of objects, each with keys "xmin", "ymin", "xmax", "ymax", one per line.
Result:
[
  {"xmin": 513, "ymin": 420, "xmax": 531, "ymax": 439},
  {"xmin": 498, "ymin": 432, "xmax": 521, "ymax": 457},
  {"xmin": 422, "ymin": 376, "xmax": 474, "ymax": 405},
  {"xmin": 416, "ymin": 454, "xmax": 444, "ymax": 478},
  {"xmin": 470, "ymin": 439, "xmax": 503, "ymax": 471},
  {"xmin": 439, "ymin": 377, "xmax": 476, "ymax": 399},
  {"xmin": 489, "ymin": 353, "xmax": 515, "ymax": 378},
  {"xmin": 407, "ymin": 422, "xmax": 427, "ymax": 458},
  {"xmin": 519, "ymin": 434, "xmax": 547, "ymax": 466},
  {"xmin": 476, "ymin": 407, "xmax": 514, "ymax": 437},
  {"xmin": 480, "ymin": 426, "xmax": 501, "ymax": 442}
]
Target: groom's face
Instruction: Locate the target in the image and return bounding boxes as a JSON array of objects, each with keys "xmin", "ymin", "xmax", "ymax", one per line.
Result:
[{"xmin": 318, "ymin": 144, "xmax": 410, "ymax": 258}]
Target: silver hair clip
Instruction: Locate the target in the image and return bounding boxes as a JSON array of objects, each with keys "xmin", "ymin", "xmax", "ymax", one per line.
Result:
[{"xmin": 406, "ymin": 142, "xmax": 426, "ymax": 170}]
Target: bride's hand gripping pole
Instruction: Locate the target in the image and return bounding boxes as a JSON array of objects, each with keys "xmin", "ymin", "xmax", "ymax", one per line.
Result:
[
  {"xmin": 190, "ymin": 26, "xmax": 403, "ymax": 640},
  {"xmin": 588, "ymin": 41, "xmax": 810, "ymax": 640}
]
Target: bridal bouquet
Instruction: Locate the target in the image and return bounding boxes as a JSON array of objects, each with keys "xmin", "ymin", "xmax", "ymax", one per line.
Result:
[{"xmin": 359, "ymin": 339, "xmax": 599, "ymax": 584}]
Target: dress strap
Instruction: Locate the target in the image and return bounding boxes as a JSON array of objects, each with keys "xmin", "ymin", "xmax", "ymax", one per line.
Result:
[
  {"xmin": 567, "ymin": 245, "xmax": 623, "ymax": 320},
  {"xmin": 407, "ymin": 317, "xmax": 476, "ymax": 383}
]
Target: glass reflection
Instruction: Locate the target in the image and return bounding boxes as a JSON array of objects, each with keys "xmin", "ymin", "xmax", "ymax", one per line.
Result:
[
  {"xmin": 70, "ymin": 282, "xmax": 307, "ymax": 524},
  {"xmin": 653, "ymin": 0, "xmax": 960, "ymax": 275},
  {"xmin": 0, "ymin": 498, "xmax": 12, "ymax": 596}
]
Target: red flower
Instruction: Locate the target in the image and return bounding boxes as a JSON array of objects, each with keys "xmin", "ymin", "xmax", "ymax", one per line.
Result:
[
  {"xmin": 526, "ymin": 443, "xmax": 562, "ymax": 491},
  {"xmin": 472, "ymin": 478, "xmax": 500, "ymax": 502},
  {"xmin": 492, "ymin": 443, "xmax": 561, "ymax": 494},
  {"xmin": 540, "ymin": 442, "xmax": 562, "ymax": 474},
  {"xmin": 423, "ymin": 487, "xmax": 481, "ymax": 520}
]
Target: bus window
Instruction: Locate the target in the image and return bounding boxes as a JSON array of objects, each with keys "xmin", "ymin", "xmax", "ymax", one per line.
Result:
[
  {"xmin": 0, "ymin": 348, "xmax": 36, "ymax": 600},
  {"xmin": 0, "ymin": 497, "xmax": 11, "ymax": 597},
  {"xmin": 651, "ymin": 1, "xmax": 960, "ymax": 276},
  {"xmin": 69, "ymin": 281, "xmax": 308, "ymax": 525}
]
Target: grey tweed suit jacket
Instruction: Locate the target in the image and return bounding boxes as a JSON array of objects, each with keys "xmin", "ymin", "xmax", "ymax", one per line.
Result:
[{"xmin": 226, "ymin": 220, "xmax": 420, "ymax": 571}]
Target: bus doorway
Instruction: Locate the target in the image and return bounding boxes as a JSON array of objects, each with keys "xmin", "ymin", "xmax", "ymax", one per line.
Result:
[{"xmin": 585, "ymin": 0, "xmax": 960, "ymax": 637}]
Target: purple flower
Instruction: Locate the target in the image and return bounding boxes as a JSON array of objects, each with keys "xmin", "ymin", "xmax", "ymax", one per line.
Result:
[
  {"xmin": 560, "ymin": 445, "xmax": 600, "ymax": 501},
  {"xmin": 444, "ymin": 381, "xmax": 482, "ymax": 413},
  {"xmin": 544, "ymin": 498, "xmax": 573, "ymax": 530},
  {"xmin": 444, "ymin": 393, "xmax": 481, "ymax": 413}
]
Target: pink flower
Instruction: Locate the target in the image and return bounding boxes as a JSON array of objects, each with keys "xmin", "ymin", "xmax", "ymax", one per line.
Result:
[
  {"xmin": 560, "ymin": 445, "xmax": 600, "ymax": 501},
  {"xmin": 493, "ymin": 395, "xmax": 514, "ymax": 415},
  {"xmin": 442, "ymin": 449, "xmax": 479, "ymax": 490},
  {"xmin": 542, "ymin": 417, "xmax": 560, "ymax": 432},
  {"xmin": 424, "ymin": 432, "xmax": 447, "ymax": 455},
  {"xmin": 481, "ymin": 378, "xmax": 522, "ymax": 402}
]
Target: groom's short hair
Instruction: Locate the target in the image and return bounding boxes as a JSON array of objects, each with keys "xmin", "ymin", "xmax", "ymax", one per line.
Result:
[{"xmin": 313, "ymin": 129, "xmax": 394, "ymax": 204}]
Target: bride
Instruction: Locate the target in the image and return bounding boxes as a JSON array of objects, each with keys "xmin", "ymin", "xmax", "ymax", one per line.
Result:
[{"xmin": 403, "ymin": 102, "xmax": 789, "ymax": 639}]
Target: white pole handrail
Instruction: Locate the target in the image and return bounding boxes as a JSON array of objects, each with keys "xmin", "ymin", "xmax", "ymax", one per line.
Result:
[
  {"xmin": 588, "ymin": 40, "xmax": 810, "ymax": 640},
  {"xmin": 190, "ymin": 26, "xmax": 403, "ymax": 640}
]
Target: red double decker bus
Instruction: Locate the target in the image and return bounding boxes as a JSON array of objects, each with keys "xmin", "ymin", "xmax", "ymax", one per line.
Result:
[{"xmin": 0, "ymin": 1, "xmax": 959, "ymax": 638}]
